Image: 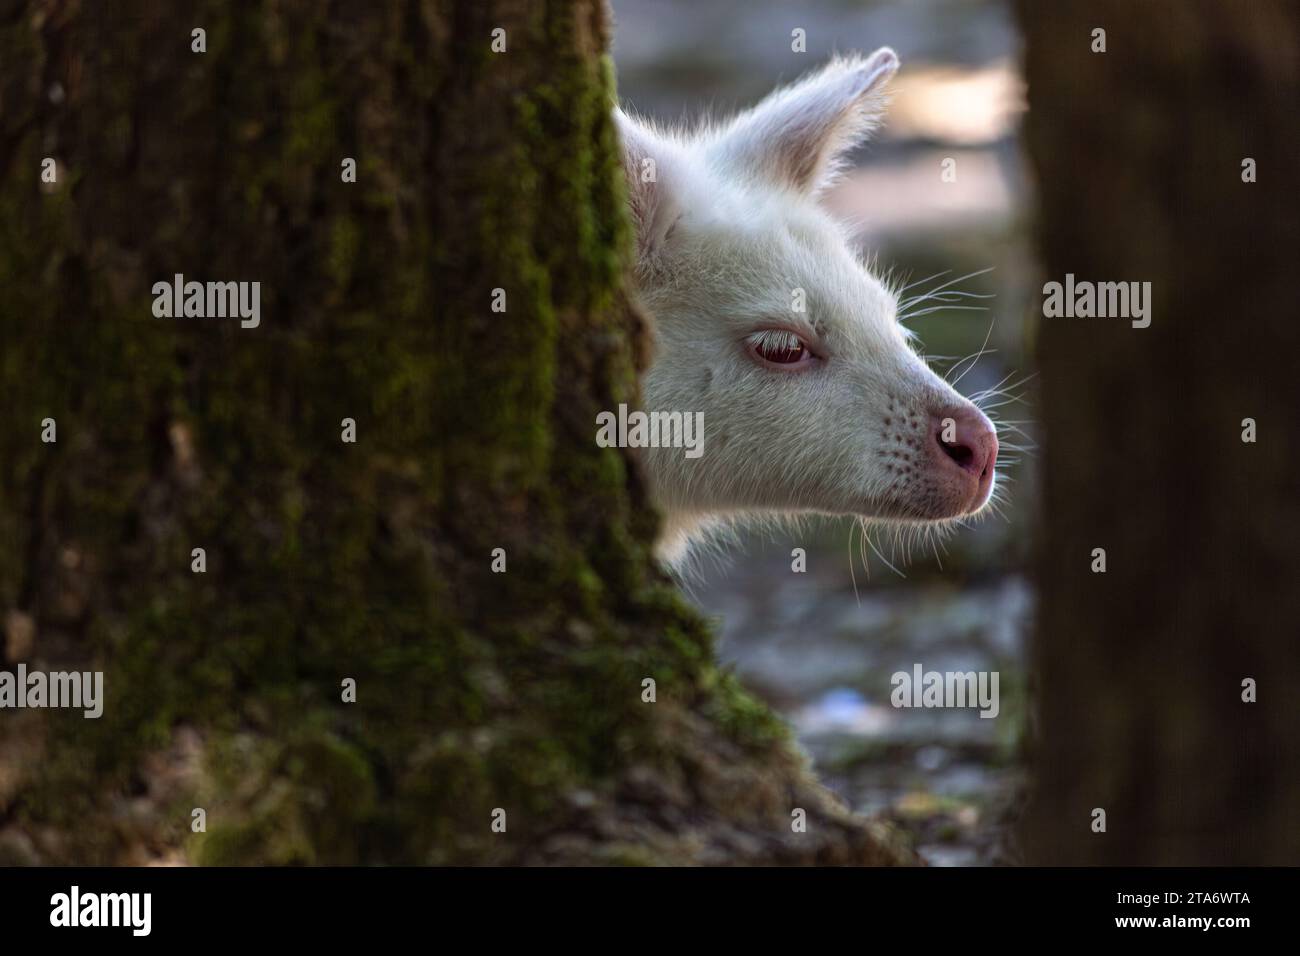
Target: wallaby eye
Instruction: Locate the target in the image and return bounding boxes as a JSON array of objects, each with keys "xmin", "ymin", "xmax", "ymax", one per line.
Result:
[{"xmin": 746, "ymin": 329, "xmax": 811, "ymax": 367}]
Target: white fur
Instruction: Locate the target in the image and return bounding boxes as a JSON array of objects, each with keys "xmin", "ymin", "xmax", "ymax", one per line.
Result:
[{"xmin": 617, "ymin": 51, "xmax": 996, "ymax": 564}]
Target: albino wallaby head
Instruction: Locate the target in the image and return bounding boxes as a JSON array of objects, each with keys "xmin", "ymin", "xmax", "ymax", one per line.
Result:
[{"xmin": 617, "ymin": 49, "xmax": 1000, "ymax": 564}]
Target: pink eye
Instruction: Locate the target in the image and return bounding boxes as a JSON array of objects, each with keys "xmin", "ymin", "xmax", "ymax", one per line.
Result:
[{"xmin": 748, "ymin": 330, "xmax": 809, "ymax": 366}]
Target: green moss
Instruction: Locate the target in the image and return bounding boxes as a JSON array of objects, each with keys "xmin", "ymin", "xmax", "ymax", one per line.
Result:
[{"xmin": 327, "ymin": 217, "xmax": 362, "ymax": 292}]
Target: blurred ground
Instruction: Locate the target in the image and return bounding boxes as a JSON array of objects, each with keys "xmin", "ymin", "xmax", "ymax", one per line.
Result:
[{"xmin": 613, "ymin": 0, "xmax": 1037, "ymax": 864}]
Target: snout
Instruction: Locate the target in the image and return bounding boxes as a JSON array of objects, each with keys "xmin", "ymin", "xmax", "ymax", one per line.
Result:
[{"xmin": 929, "ymin": 405, "xmax": 998, "ymax": 514}]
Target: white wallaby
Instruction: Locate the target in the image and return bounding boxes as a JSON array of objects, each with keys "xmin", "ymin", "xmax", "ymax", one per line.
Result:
[{"xmin": 616, "ymin": 49, "xmax": 1000, "ymax": 564}]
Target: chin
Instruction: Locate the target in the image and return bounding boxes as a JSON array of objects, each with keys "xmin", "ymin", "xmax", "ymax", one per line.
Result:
[{"xmin": 847, "ymin": 490, "xmax": 991, "ymax": 525}]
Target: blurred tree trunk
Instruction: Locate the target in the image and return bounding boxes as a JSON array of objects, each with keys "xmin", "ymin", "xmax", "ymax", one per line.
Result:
[
  {"xmin": 1016, "ymin": 0, "xmax": 1300, "ymax": 863},
  {"xmin": 0, "ymin": 1, "xmax": 910, "ymax": 864}
]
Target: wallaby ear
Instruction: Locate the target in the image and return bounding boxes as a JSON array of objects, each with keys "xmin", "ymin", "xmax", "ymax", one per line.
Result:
[
  {"xmin": 708, "ymin": 48, "xmax": 899, "ymax": 195},
  {"xmin": 615, "ymin": 108, "xmax": 683, "ymax": 263}
]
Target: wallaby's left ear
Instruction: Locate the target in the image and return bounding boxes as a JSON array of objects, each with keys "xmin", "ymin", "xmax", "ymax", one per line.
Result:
[
  {"xmin": 615, "ymin": 108, "xmax": 684, "ymax": 266},
  {"xmin": 708, "ymin": 48, "xmax": 899, "ymax": 195}
]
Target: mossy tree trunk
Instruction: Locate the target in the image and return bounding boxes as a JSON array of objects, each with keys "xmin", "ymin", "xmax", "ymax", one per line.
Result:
[
  {"xmin": 0, "ymin": 0, "xmax": 909, "ymax": 865},
  {"xmin": 1015, "ymin": 0, "xmax": 1300, "ymax": 864}
]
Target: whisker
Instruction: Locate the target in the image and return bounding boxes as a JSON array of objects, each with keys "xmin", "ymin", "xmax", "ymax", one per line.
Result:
[
  {"xmin": 865, "ymin": 525, "xmax": 907, "ymax": 578},
  {"xmin": 949, "ymin": 312, "xmax": 998, "ymax": 389}
]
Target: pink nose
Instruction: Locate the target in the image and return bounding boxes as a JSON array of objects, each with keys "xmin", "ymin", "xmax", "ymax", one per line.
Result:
[{"xmin": 930, "ymin": 406, "xmax": 998, "ymax": 503}]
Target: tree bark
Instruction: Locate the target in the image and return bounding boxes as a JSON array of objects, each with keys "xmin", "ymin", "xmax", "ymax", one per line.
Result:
[
  {"xmin": 0, "ymin": 0, "xmax": 910, "ymax": 865},
  {"xmin": 1016, "ymin": 0, "xmax": 1300, "ymax": 863}
]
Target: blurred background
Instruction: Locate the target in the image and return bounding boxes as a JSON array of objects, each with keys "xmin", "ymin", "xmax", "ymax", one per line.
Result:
[{"xmin": 612, "ymin": 0, "xmax": 1036, "ymax": 864}]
